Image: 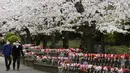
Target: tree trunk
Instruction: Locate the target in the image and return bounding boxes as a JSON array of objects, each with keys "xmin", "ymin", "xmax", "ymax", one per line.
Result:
[
  {"xmin": 62, "ymin": 31, "xmax": 69, "ymax": 49},
  {"xmin": 20, "ymin": 35, "xmax": 25, "ymax": 44},
  {"xmin": 31, "ymin": 35, "xmax": 35, "ymax": 45},
  {"xmin": 42, "ymin": 35, "xmax": 48, "ymax": 49},
  {"xmin": 102, "ymin": 44, "xmax": 105, "ymax": 54},
  {"xmin": 24, "ymin": 27, "xmax": 32, "ymax": 44},
  {"xmin": 86, "ymin": 37, "xmax": 94, "ymax": 53},
  {"xmin": 81, "ymin": 34, "xmax": 94, "ymax": 53},
  {"xmin": 50, "ymin": 33, "xmax": 61, "ymax": 48},
  {"xmin": 36, "ymin": 35, "xmax": 41, "ymax": 46},
  {"xmin": 101, "ymin": 34, "xmax": 105, "ymax": 54}
]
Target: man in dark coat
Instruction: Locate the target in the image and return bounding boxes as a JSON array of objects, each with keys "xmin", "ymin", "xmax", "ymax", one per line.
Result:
[
  {"xmin": 12, "ymin": 41, "xmax": 24, "ymax": 71},
  {"xmin": 2, "ymin": 41, "xmax": 12, "ymax": 71}
]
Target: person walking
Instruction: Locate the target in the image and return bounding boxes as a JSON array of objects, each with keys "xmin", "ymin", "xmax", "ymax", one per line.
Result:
[
  {"xmin": 12, "ymin": 41, "xmax": 24, "ymax": 71},
  {"xmin": 2, "ymin": 41, "xmax": 12, "ymax": 71}
]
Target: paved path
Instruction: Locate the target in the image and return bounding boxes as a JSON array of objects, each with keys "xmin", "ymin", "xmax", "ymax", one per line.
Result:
[{"xmin": 0, "ymin": 57, "xmax": 48, "ymax": 73}]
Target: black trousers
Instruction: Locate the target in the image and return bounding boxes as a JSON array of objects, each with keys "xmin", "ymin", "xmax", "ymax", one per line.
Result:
[
  {"xmin": 4, "ymin": 56, "xmax": 11, "ymax": 70},
  {"xmin": 13, "ymin": 56, "xmax": 20, "ymax": 69}
]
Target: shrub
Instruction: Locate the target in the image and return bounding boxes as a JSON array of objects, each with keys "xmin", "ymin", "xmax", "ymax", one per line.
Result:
[
  {"xmin": 105, "ymin": 45, "xmax": 130, "ymax": 54},
  {"xmin": 104, "ymin": 33, "xmax": 117, "ymax": 43},
  {"xmin": 7, "ymin": 35, "xmax": 20, "ymax": 44},
  {"xmin": 4, "ymin": 32, "xmax": 21, "ymax": 44},
  {"xmin": 5, "ymin": 32, "xmax": 15, "ymax": 41}
]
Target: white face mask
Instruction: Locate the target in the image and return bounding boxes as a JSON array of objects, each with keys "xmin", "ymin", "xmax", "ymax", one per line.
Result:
[
  {"xmin": 7, "ymin": 41, "xmax": 10, "ymax": 44},
  {"xmin": 16, "ymin": 43, "xmax": 19, "ymax": 46},
  {"xmin": 13, "ymin": 42, "xmax": 16, "ymax": 45},
  {"xmin": 16, "ymin": 43, "xmax": 19, "ymax": 48}
]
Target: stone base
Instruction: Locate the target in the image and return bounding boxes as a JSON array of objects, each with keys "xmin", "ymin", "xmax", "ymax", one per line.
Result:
[
  {"xmin": 20, "ymin": 57, "xmax": 25, "ymax": 65},
  {"xmin": 33, "ymin": 63, "xmax": 58, "ymax": 73},
  {"xmin": 24, "ymin": 60, "xmax": 34, "ymax": 67}
]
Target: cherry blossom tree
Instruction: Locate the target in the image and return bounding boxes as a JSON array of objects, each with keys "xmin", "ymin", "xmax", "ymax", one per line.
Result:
[
  {"xmin": 1, "ymin": 0, "xmax": 130, "ymax": 34},
  {"xmin": 0, "ymin": 0, "xmax": 130, "ymax": 51}
]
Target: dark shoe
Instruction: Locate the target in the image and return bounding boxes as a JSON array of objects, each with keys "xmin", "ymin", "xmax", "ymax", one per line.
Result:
[
  {"xmin": 17, "ymin": 69, "xmax": 20, "ymax": 71},
  {"xmin": 6, "ymin": 67, "xmax": 10, "ymax": 71},
  {"xmin": 8, "ymin": 67, "xmax": 10, "ymax": 70},
  {"xmin": 6, "ymin": 69, "xmax": 9, "ymax": 71}
]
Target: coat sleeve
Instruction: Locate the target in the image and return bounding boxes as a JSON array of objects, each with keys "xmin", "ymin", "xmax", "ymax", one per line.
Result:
[
  {"xmin": 10, "ymin": 45, "xmax": 12, "ymax": 55},
  {"xmin": 20, "ymin": 45, "xmax": 24, "ymax": 56},
  {"xmin": 12, "ymin": 45, "xmax": 15, "ymax": 56},
  {"xmin": 2, "ymin": 45, "xmax": 5, "ymax": 54}
]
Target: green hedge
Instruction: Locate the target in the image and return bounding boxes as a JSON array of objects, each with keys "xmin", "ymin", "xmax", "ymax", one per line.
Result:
[
  {"xmin": 105, "ymin": 45, "xmax": 130, "ymax": 54},
  {"xmin": 5, "ymin": 32, "xmax": 21, "ymax": 44},
  {"xmin": 7, "ymin": 35, "xmax": 20, "ymax": 44},
  {"xmin": 40, "ymin": 40, "xmax": 81, "ymax": 48},
  {"xmin": 5, "ymin": 32, "xmax": 15, "ymax": 41}
]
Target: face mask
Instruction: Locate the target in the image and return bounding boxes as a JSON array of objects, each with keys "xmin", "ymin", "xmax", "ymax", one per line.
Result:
[
  {"xmin": 16, "ymin": 43, "xmax": 19, "ymax": 45},
  {"xmin": 16, "ymin": 43, "xmax": 19, "ymax": 47},
  {"xmin": 7, "ymin": 42, "xmax": 10, "ymax": 44},
  {"xmin": 13, "ymin": 42, "xmax": 16, "ymax": 45}
]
